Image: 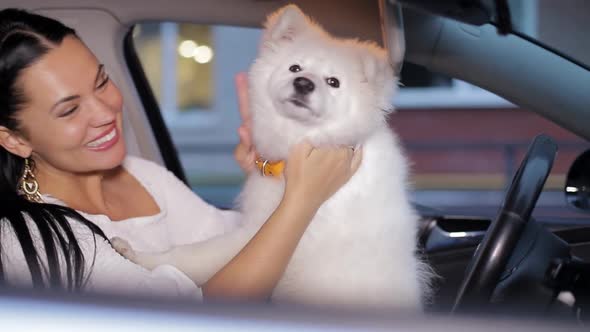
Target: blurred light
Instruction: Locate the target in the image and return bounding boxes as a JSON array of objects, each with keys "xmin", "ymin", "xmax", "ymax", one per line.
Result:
[
  {"xmin": 178, "ymin": 40, "xmax": 198, "ymax": 58},
  {"xmin": 449, "ymin": 232, "xmax": 467, "ymax": 238},
  {"xmin": 566, "ymin": 186, "xmax": 579, "ymax": 193},
  {"xmin": 193, "ymin": 45, "xmax": 213, "ymax": 64}
]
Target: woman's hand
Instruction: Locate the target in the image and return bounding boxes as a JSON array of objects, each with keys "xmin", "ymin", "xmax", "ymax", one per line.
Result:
[
  {"xmin": 284, "ymin": 142, "xmax": 363, "ymax": 212},
  {"xmin": 233, "ymin": 72, "xmax": 256, "ymax": 174}
]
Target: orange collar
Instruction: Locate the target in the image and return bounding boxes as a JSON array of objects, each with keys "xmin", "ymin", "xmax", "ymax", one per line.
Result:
[{"xmin": 255, "ymin": 156, "xmax": 285, "ymax": 177}]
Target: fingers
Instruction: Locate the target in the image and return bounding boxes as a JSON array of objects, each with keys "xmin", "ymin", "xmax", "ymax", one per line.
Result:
[
  {"xmin": 234, "ymin": 142, "xmax": 256, "ymax": 173},
  {"xmin": 287, "ymin": 141, "xmax": 361, "ymax": 176},
  {"xmin": 334, "ymin": 145, "xmax": 360, "ymax": 175},
  {"xmin": 344, "ymin": 146, "xmax": 354, "ymax": 162},
  {"xmin": 235, "ymin": 72, "xmax": 251, "ymax": 129},
  {"xmin": 350, "ymin": 146, "xmax": 363, "ymax": 172},
  {"xmin": 290, "ymin": 141, "xmax": 359, "ymax": 164},
  {"xmin": 321, "ymin": 145, "xmax": 361, "ymax": 176},
  {"xmin": 289, "ymin": 140, "xmax": 314, "ymax": 160},
  {"xmin": 245, "ymin": 151, "xmax": 256, "ymax": 169},
  {"xmin": 238, "ymin": 125, "xmax": 252, "ymax": 148},
  {"xmin": 282, "ymin": 142, "xmax": 363, "ymax": 205},
  {"xmin": 235, "ymin": 72, "xmax": 256, "ymax": 172},
  {"xmin": 234, "ymin": 126, "xmax": 256, "ymax": 173},
  {"xmin": 300, "ymin": 140, "xmax": 314, "ymax": 157}
]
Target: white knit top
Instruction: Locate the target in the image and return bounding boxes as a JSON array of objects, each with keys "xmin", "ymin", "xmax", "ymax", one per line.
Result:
[{"xmin": 0, "ymin": 156, "xmax": 240, "ymax": 300}]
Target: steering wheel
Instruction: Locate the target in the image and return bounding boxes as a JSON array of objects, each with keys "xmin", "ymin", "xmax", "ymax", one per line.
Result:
[{"xmin": 452, "ymin": 134, "xmax": 558, "ymax": 313}]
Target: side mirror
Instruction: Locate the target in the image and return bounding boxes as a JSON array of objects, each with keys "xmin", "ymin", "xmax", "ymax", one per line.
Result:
[{"xmin": 565, "ymin": 149, "xmax": 590, "ymax": 212}]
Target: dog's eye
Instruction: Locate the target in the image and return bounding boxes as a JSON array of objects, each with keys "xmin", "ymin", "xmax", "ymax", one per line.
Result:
[
  {"xmin": 326, "ymin": 77, "xmax": 340, "ymax": 88},
  {"xmin": 289, "ymin": 65, "xmax": 302, "ymax": 73}
]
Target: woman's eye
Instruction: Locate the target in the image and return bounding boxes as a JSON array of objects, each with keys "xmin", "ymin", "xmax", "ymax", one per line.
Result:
[
  {"xmin": 289, "ymin": 64, "xmax": 301, "ymax": 73},
  {"xmin": 96, "ymin": 75, "xmax": 110, "ymax": 89},
  {"xmin": 59, "ymin": 106, "xmax": 78, "ymax": 118},
  {"xmin": 326, "ymin": 77, "xmax": 340, "ymax": 88}
]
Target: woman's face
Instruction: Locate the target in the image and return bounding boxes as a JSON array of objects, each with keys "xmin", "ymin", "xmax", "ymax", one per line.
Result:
[{"xmin": 16, "ymin": 35, "xmax": 126, "ymax": 176}]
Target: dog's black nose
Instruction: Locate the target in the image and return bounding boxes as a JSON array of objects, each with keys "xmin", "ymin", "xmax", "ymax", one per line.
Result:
[{"xmin": 293, "ymin": 77, "xmax": 315, "ymax": 95}]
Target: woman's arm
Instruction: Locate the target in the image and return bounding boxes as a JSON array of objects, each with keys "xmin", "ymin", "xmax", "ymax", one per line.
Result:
[
  {"xmin": 0, "ymin": 215, "xmax": 203, "ymax": 300},
  {"xmin": 202, "ymin": 142, "xmax": 363, "ymax": 301},
  {"xmin": 82, "ymin": 231, "xmax": 202, "ymax": 300},
  {"xmin": 201, "ymin": 190, "xmax": 314, "ymax": 300}
]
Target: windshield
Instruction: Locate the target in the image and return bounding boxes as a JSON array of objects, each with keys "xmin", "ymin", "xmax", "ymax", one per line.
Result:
[{"xmin": 508, "ymin": 0, "xmax": 590, "ymax": 67}]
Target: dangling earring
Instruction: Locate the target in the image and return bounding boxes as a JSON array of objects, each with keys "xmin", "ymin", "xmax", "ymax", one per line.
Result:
[{"xmin": 19, "ymin": 158, "xmax": 43, "ymax": 203}]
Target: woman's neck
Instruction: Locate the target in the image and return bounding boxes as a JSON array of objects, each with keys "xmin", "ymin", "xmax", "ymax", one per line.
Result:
[{"xmin": 35, "ymin": 161, "xmax": 125, "ymax": 215}]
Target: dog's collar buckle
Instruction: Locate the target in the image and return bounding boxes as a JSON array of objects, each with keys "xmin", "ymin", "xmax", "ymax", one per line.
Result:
[{"xmin": 255, "ymin": 157, "xmax": 285, "ymax": 177}]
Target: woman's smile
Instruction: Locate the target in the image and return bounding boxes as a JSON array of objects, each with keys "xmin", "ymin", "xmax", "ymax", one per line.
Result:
[{"xmin": 86, "ymin": 126, "xmax": 119, "ymax": 151}]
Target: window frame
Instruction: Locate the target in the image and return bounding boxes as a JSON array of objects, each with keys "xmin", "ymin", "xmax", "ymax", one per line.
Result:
[{"xmin": 123, "ymin": 28, "xmax": 188, "ymax": 184}]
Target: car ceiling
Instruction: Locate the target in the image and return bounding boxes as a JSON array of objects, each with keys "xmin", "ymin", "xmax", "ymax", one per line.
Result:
[{"xmin": 11, "ymin": 0, "xmax": 383, "ymax": 43}]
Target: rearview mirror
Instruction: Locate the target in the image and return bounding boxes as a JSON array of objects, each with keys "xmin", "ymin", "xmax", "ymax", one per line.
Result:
[{"xmin": 565, "ymin": 149, "xmax": 590, "ymax": 212}]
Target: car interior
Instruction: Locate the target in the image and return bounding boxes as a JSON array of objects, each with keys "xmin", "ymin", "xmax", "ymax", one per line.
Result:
[
  {"xmin": 390, "ymin": 0, "xmax": 590, "ymax": 317},
  {"xmin": 2, "ymin": 0, "xmax": 590, "ymax": 330}
]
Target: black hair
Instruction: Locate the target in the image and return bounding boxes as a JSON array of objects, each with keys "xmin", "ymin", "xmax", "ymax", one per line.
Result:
[{"xmin": 0, "ymin": 8, "xmax": 107, "ymax": 291}]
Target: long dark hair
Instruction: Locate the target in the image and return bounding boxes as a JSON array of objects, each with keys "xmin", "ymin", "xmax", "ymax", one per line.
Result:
[{"xmin": 0, "ymin": 9, "xmax": 107, "ymax": 291}]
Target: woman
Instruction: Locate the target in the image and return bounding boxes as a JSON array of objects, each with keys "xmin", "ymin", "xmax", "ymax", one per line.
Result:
[{"xmin": 0, "ymin": 9, "xmax": 362, "ymax": 301}]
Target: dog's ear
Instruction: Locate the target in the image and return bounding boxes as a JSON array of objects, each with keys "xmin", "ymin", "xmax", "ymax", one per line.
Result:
[
  {"xmin": 262, "ymin": 5, "xmax": 309, "ymax": 47},
  {"xmin": 359, "ymin": 44, "xmax": 397, "ymax": 112}
]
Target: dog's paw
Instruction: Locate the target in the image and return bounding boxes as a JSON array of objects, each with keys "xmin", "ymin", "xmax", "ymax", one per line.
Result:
[{"xmin": 110, "ymin": 236, "xmax": 138, "ymax": 262}]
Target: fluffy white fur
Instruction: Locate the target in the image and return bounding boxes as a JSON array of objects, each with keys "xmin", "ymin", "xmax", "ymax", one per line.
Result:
[{"xmin": 113, "ymin": 4, "xmax": 430, "ymax": 311}]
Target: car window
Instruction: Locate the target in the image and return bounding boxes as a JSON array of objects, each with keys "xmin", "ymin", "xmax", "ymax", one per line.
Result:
[
  {"xmin": 131, "ymin": 23, "xmax": 260, "ymax": 207},
  {"xmin": 508, "ymin": 0, "xmax": 590, "ymax": 66},
  {"xmin": 130, "ymin": 22, "xmax": 588, "ymax": 218}
]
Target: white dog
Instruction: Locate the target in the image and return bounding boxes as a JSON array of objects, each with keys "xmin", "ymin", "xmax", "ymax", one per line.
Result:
[{"xmin": 113, "ymin": 4, "xmax": 431, "ymax": 311}]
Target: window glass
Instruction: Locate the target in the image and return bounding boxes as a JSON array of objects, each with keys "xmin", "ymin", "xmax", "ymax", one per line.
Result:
[
  {"xmin": 131, "ymin": 23, "xmax": 588, "ymax": 218},
  {"xmin": 133, "ymin": 24, "xmax": 261, "ymax": 206},
  {"xmin": 508, "ymin": 0, "xmax": 590, "ymax": 65}
]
